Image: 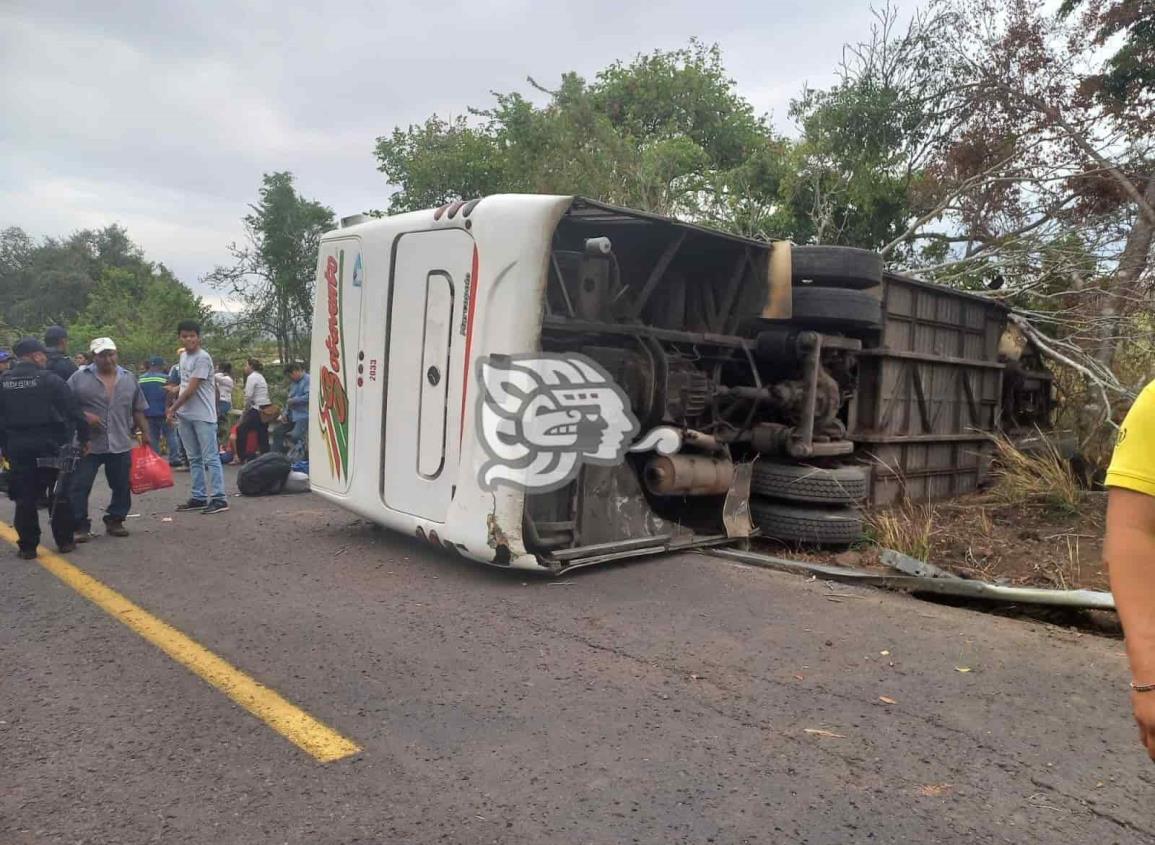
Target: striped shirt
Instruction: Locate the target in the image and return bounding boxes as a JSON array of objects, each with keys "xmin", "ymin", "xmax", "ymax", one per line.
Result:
[{"xmin": 139, "ymin": 370, "xmax": 169, "ymax": 417}]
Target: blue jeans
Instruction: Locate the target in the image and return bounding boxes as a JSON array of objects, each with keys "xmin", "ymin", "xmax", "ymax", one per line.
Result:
[
  {"xmin": 274, "ymin": 417, "xmax": 309, "ymax": 459},
  {"xmin": 217, "ymin": 401, "xmax": 232, "ymax": 438},
  {"xmin": 71, "ymin": 451, "xmax": 132, "ymax": 532},
  {"xmin": 168, "ymin": 421, "xmax": 186, "ymax": 465},
  {"xmin": 146, "ymin": 416, "xmax": 167, "ymax": 457},
  {"xmin": 178, "ymin": 418, "xmax": 226, "ymax": 502}
]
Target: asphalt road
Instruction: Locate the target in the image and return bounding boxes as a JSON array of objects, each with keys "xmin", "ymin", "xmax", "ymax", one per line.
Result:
[{"xmin": 1, "ymin": 468, "xmax": 1151, "ymax": 845}]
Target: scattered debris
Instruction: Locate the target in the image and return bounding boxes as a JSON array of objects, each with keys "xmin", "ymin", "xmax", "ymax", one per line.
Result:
[
  {"xmin": 880, "ymin": 548, "xmax": 958, "ymax": 580},
  {"xmin": 803, "ymin": 728, "xmax": 846, "ymax": 738},
  {"xmin": 918, "ymin": 784, "xmax": 953, "ymax": 797},
  {"xmin": 712, "ymin": 548, "xmax": 1115, "ymax": 611},
  {"xmin": 955, "ymin": 666, "xmax": 973, "ymax": 673},
  {"xmin": 879, "ymin": 696, "xmax": 898, "ymax": 705}
]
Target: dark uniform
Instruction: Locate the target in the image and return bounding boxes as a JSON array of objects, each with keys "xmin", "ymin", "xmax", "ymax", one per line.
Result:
[
  {"xmin": 0, "ymin": 344, "xmax": 90, "ymax": 556},
  {"xmin": 43, "ymin": 326, "xmax": 77, "ymax": 384},
  {"xmin": 46, "ymin": 349, "xmax": 78, "ymax": 383}
]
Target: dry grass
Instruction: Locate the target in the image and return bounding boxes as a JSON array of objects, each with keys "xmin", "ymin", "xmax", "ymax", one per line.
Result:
[
  {"xmin": 989, "ymin": 433, "xmax": 1082, "ymax": 515},
  {"xmin": 866, "ymin": 501, "xmax": 937, "ymax": 562}
]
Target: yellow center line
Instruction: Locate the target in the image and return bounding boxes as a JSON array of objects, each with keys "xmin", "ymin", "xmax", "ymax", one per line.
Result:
[{"xmin": 0, "ymin": 522, "xmax": 360, "ymax": 763}]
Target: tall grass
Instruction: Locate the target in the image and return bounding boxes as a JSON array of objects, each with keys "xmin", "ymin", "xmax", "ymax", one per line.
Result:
[
  {"xmin": 989, "ymin": 434, "xmax": 1082, "ymax": 514},
  {"xmin": 866, "ymin": 502, "xmax": 937, "ymax": 562}
]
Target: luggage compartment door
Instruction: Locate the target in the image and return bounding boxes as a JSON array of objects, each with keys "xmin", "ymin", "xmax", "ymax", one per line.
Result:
[{"xmin": 383, "ymin": 229, "xmax": 474, "ymax": 522}]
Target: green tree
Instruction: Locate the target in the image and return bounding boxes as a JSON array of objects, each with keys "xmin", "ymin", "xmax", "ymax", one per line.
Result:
[
  {"xmin": 1060, "ymin": 0, "xmax": 1155, "ymax": 116},
  {"xmin": 204, "ymin": 172, "xmax": 335, "ymax": 365},
  {"xmin": 0, "ymin": 224, "xmax": 206, "ymax": 360},
  {"xmin": 0, "ymin": 224, "xmax": 143, "ymax": 328},
  {"xmin": 374, "ymin": 41, "xmax": 788, "ymax": 227},
  {"xmin": 69, "ymin": 264, "xmax": 211, "ymax": 367}
]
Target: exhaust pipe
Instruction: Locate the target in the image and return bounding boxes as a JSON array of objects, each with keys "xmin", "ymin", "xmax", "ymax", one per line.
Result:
[{"xmin": 644, "ymin": 455, "xmax": 734, "ymax": 496}]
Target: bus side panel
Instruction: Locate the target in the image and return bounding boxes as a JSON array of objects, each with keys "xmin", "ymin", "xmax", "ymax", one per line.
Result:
[
  {"xmin": 310, "ymin": 237, "xmax": 362, "ymax": 495},
  {"xmin": 382, "ymin": 228, "xmax": 474, "ymax": 522}
]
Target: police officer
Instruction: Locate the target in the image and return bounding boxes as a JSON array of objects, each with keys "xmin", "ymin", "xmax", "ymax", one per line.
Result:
[
  {"xmin": 44, "ymin": 325, "xmax": 78, "ymax": 382},
  {"xmin": 0, "ymin": 338, "xmax": 89, "ymax": 558}
]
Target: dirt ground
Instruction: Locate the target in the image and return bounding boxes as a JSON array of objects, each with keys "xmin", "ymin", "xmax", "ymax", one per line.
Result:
[
  {"xmin": 762, "ymin": 491, "xmax": 1109, "ymax": 592},
  {"xmin": 914, "ymin": 491, "xmax": 1108, "ymax": 591}
]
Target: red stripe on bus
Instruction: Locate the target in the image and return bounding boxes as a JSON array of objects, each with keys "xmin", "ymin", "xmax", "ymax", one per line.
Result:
[{"xmin": 459, "ymin": 245, "xmax": 480, "ymax": 443}]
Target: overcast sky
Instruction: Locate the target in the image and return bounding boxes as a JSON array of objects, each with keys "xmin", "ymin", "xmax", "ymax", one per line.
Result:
[{"xmin": 1, "ymin": 0, "xmax": 894, "ymax": 309}]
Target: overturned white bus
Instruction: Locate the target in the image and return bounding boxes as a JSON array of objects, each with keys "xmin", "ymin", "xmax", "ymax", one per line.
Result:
[{"xmin": 308, "ymin": 195, "xmax": 1048, "ymax": 572}]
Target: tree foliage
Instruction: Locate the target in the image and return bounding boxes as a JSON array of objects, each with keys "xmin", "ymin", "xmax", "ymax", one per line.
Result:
[
  {"xmin": 373, "ymin": 7, "xmax": 1153, "ymax": 418},
  {"xmin": 0, "ymin": 224, "xmax": 144, "ymax": 328},
  {"xmin": 204, "ymin": 172, "xmax": 334, "ymax": 365},
  {"xmin": 69, "ymin": 265, "xmax": 211, "ymax": 367},
  {"xmin": 0, "ymin": 224, "xmax": 209, "ymax": 367},
  {"xmin": 375, "ymin": 41, "xmax": 787, "ymax": 224}
]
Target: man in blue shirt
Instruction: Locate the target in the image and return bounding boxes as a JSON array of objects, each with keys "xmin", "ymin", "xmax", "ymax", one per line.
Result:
[
  {"xmin": 276, "ymin": 362, "xmax": 310, "ymax": 460},
  {"xmin": 165, "ymin": 354, "xmax": 187, "ymax": 469},
  {"xmin": 139, "ymin": 357, "xmax": 170, "ymax": 456}
]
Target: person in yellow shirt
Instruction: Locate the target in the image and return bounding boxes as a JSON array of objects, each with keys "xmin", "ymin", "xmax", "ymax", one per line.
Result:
[{"xmin": 1105, "ymin": 380, "xmax": 1155, "ymax": 762}]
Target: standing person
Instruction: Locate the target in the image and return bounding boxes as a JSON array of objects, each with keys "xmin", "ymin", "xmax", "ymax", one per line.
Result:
[
  {"xmin": 68, "ymin": 338, "xmax": 149, "ymax": 541},
  {"xmin": 275, "ymin": 363, "xmax": 310, "ymax": 459},
  {"xmin": 40, "ymin": 327, "xmax": 79, "ymax": 508},
  {"xmin": 139, "ymin": 357, "xmax": 170, "ymax": 457},
  {"xmin": 72, "ymin": 352, "xmax": 90, "ymax": 369},
  {"xmin": 44, "ymin": 326, "xmax": 78, "ymax": 382},
  {"xmin": 236, "ymin": 358, "xmax": 271, "ymax": 463},
  {"xmin": 165, "ymin": 351, "xmax": 188, "ymax": 469},
  {"xmin": 1105, "ymin": 379, "xmax": 1155, "ymax": 762},
  {"xmin": 214, "ymin": 362, "xmax": 235, "ymax": 442},
  {"xmin": 166, "ymin": 321, "xmax": 228, "ymax": 514},
  {"xmin": 0, "ymin": 338, "xmax": 89, "ymax": 557},
  {"xmin": 0, "ymin": 349, "xmax": 12, "ymax": 375}
]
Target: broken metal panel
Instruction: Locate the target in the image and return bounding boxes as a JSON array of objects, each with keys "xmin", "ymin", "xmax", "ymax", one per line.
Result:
[
  {"xmin": 880, "ymin": 548, "xmax": 959, "ymax": 579},
  {"xmin": 576, "ymin": 463, "xmax": 687, "ymax": 547},
  {"xmin": 712, "ymin": 548, "xmax": 1116, "ymax": 610},
  {"xmin": 722, "ymin": 462, "xmax": 755, "ymax": 538}
]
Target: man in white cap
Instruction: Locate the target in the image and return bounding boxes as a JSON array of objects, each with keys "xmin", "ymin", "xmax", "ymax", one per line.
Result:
[{"xmin": 67, "ymin": 337, "xmax": 149, "ymax": 540}]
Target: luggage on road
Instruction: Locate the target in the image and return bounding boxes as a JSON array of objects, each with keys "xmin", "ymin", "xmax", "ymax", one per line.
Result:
[{"xmin": 237, "ymin": 452, "xmax": 292, "ymax": 496}]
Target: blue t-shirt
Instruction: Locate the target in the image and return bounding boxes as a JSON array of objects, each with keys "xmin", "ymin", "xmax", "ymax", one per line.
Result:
[{"xmin": 139, "ymin": 370, "xmax": 169, "ymax": 418}]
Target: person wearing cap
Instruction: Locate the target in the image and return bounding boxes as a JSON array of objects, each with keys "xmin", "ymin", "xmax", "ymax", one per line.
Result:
[
  {"xmin": 139, "ymin": 356, "xmax": 171, "ymax": 457},
  {"xmin": 0, "ymin": 349, "xmax": 12, "ymax": 376},
  {"xmin": 66, "ymin": 338, "xmax": 149, "ymax": 541},
  {"xmin": 44, "ymin": 326, "xmax": 77, "ymax": 383},
  {"xmin": 0, "ymin": 338, "xmax": 90, "ymax": 558}
]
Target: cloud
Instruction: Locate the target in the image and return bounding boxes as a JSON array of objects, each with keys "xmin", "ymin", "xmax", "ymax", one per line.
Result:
[{"xmin": 1, "ymin": 0, "xmax": 884, "ymax": 300}]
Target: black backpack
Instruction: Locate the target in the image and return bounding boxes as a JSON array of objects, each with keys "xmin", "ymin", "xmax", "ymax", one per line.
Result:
[{"xmin": 237, "ymin": 452, "xmax": 292, "ymax": 496}]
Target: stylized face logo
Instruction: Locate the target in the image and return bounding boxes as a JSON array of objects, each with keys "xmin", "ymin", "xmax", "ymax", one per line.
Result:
[{"xmin": 476, "ymin": 354, "xmax": 639, "ymax": 492}]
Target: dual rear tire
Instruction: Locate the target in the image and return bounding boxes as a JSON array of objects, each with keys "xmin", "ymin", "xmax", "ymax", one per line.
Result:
[{"xmin": 750, "ymin": 461, "xmax": 867, "ymax": 546}]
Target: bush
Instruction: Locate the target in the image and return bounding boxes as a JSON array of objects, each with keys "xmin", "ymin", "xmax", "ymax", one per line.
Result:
[{"xmin": 989, "ymin": 433, "xmax": 1081, "ymax": 515}]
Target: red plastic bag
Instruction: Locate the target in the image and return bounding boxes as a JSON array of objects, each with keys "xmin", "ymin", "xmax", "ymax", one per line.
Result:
[{"xmin": 130, "ymin": 444, "xmax": 174, "ymax": 494}]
